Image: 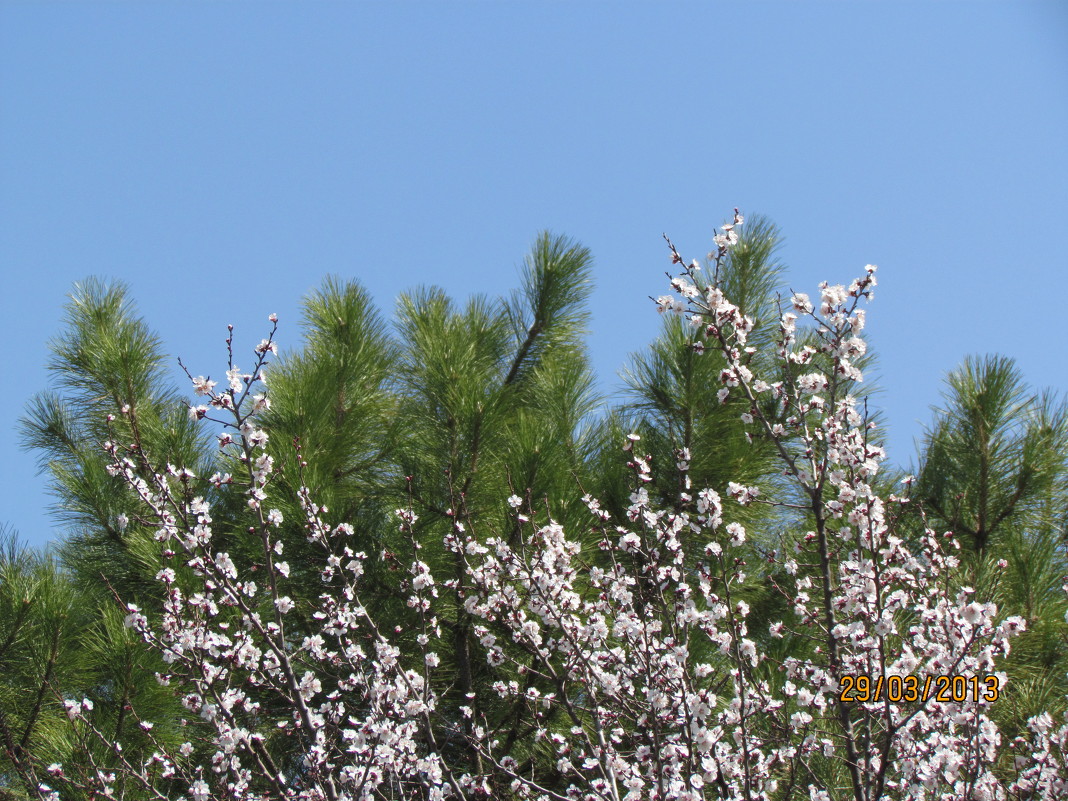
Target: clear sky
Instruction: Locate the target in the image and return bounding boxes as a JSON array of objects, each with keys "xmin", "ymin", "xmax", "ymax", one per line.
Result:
[{"xmin": 2, "ymin": 1, "xmax": 1066, "ymax": 552}]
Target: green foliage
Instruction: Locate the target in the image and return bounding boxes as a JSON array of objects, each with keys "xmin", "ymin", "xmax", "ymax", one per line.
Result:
[
  {"xmin": 915, "ymin": 354, "xmax": 1068, "ymax": 750},
  {"xmin": 917, "ymin": 354, "xmax": 1068, "ymax": 555},
  {"xmin": 15, "ymin": 218, "xmax": 1064, "ymax": 797},
  {"xmin": 20, "ymin": 280, "xmax": 212, "ymax": 606},
  {"xmin": 0, "ymin": 531, "xmax": 189, "ymax": 799}
]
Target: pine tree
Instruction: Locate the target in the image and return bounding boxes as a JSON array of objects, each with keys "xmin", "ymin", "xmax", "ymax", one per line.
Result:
[{"xmin": 915, "ymin": 354, "xmax": 1068, "ymax": 741}]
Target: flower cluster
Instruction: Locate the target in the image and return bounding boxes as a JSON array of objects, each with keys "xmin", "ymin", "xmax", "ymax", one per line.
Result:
[
  {"xmin": 35, "ymin": 214, "xmax": 1068, "ymax": 801},
  {"xmin": 89, "ymin": 317, "xmax": 465, "ymax": 801}
]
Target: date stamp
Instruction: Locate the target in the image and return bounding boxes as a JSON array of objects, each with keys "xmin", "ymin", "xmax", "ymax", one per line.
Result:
[{"xmin": 838, "ymin": 675, "xmax": 1001, "ymax": 703}]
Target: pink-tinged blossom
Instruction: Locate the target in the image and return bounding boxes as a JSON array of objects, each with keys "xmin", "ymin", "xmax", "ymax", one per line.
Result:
[
  {"xmin": 792, "ymin": 292, "xmax": 813, "ymax": 313},
  {"xmin": 655, "ymin": 294, "xmax": 686, "ymax": 314},
  {"xmin": 191, "ymin": 375, "xmax": 216, "ymax": 396},
  {"xmin": 819, "ymin": 282, "xmax": 849, "ymax": 313},
  {"xmin": 726, "ymin": 521, "xmax": 746, "ymax": 546},
  {"xmin": 726, "ymin": 481, "xmax": 759, "ymax": 505},
  {"xmin": 670, "ymin": 276, "xmax": 700, "ymax": 299},
  {"xmin": 226, "ymin": 366, "xmax": 244, "ymax": 393},
  {"xmin": 797, "ymin": 372, "xmax": 829, "ymax": 394},
  {"xmin": 713, "ymin": 229, "xmax": 739, "ymax": 248}
]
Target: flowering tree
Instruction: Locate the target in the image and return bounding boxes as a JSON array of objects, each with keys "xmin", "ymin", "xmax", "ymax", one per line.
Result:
[{"xmin": 17, "ymin": 213, "xmax": 1068, "ymax": 800}]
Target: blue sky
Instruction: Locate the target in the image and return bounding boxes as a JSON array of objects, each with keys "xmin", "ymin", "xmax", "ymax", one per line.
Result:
[{"xmin": 2, "ymin": 2, "xmax": 1066, "ymax": 551}]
